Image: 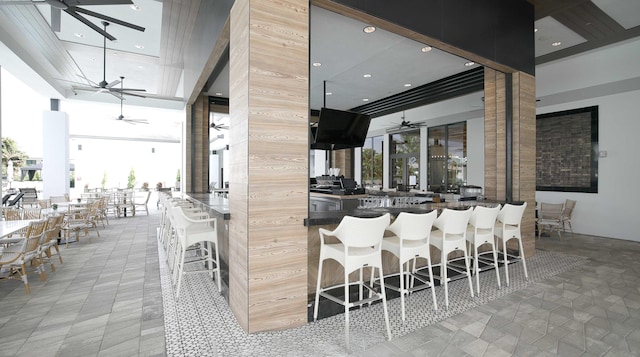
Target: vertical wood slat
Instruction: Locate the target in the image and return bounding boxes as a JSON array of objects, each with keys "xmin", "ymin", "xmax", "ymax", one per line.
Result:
[
  {"xmin": 484, "ymin": 68, "xmax": 497, "ymax": 200},
  {"xmin": 185, "ymin": 94, "xmax": 210, "ymax": 193},
  {"xmin": 229, "ymin": 0, "xmax": 250, "ymax": 332},
  {"xmin": 230, "ymin": 0, "xmax": 309, "ymax": 333},
  {"xmin": 512, "ymin": 72, "xmax": 536, "ymax": 258}
]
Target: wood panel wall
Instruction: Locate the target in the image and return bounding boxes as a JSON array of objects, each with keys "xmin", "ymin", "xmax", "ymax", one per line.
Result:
[
  {"xmin": 484, "ymin": 68, "xmax": 536, "ymax": 258},
  {"xmin": 229, "ymin": 0, "xmax": 309, "ymax": 333},
  {"xmin": 185, "ymin": 94, "xmax": 210, "ymax": 193},
  {"xmin": 331, "ymin": 149, "xmax": 352, "ymax": 178}
]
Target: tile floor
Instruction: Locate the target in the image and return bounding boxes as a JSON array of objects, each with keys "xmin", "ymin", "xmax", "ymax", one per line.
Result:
[{"xmin": 1, "ymin": 208, "xmax": 639, "ymax": 357}]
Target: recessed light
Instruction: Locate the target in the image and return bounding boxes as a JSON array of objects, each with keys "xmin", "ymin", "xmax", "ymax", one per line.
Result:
[
  {"xmin": 312, "ymin": 62, "xmax": 321, "ymax": 67},
  {"xmin": 464, "ymin": 61, "xmax": 475, "ymax": 66},
  {"xmin": 421, "ymin": 46, "xmax": 432, "ymax": 52},
  {"xmin": 363, "ymin": 74, "xmax": 372, "ymax": 78},
  {"xmin": 534, "ymin": 28, "xmax": 538, "ymax": 33},
  {"xmin": 135, "ymin": 44, "xmax": 144, "ymax": 49},
  {"xmin": 363, "ymin": 26, "xmax": 376, "ymax": 34},
  {"xmin": 552, "ymin": 41, "xmax": 562, "ymax": 46},
  {"xmin": 404, "ymin": 83, "xmax": 412, "ymax": 87},
  {"xmin": 130, "ymin": 4, "xmax": 141, "ymax": 11},
  {"xmin": 137, "ymin": 65, "xmax": 143, "ymax": 69},
  {"xmin": 88, "ymin": 57, "xmax": 95, "ymax": 61},
  {"xmin": 325, "ymin": 92, "xmax": 332, "ymax": 96},
  {"xmin": 362, "ymin": 98, "xmax": 369, "ymax": 102},
  {"xmin": 74, "ymin": 33, "xmax": 85, "ymax": 38},
  {"xmin": 215, "ymin": 92, "xmax": 222, "ymax": 96}
]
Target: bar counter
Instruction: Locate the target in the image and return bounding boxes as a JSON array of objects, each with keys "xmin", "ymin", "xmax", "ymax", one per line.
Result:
[{"xmin": 185, "ymin": 193, "xmax": 523, "ymax": 302}]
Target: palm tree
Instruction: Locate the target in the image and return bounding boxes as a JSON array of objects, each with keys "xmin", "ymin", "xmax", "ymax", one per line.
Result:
[{"xmin": 2, "ymin": 137, "xmax": 28, "ymax": 179}]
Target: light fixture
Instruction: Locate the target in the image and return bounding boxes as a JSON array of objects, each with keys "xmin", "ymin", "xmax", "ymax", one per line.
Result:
[
  {"xmin": 552, "ymin": 41, "xmax": 562, "ymax": 46},
  {"xmin": 362, "ymin": 98, "xmax": 369, "ymax": 102},
  {"xmin": 74, "ymin": 32, "xmax": 85, "ymax": 38},
  {"xmin": 534, "ymin": 28, "xmax": 538, "ymax": 32},
  {"xmin": 464, "ymin": 61, "xmax": 475, "ymax": 66},
  {"xmin": 363, "ymin": 74, "xmax": 372, "ymax": 78},
  {"xmin": 421, "ymin": 46, "xmax": 432, "ymax": 52},
  {"xmin": 215, "ymin": 92, "xmax": 222, "ymax": 96},
  {"xmin": 312, "ymin": 62, "xmax": 322, "ymax": 67},
  {"xmin": 130, "ymin": 4, "xmax": 141, "ymax": 11},
  {"xmin": 137, "ymin": 65, "xmax": 144, "ymax": 69},
  {"xmin": 88, "ymin": 57, "xmax": 95, "ymax": 61},
  {"xmin": 404, "ymin": 83, "xmax": 412, "ymax": 87},
  {"xmin": 363, "ymin": 26, "xmax": 376, "ymax": 33},
  {"xmin": 325, "ymin": 92, "xmax": 332, "ymax": 96},
  {"xmin": 135, "ymin": 44, "xmax": 145, "ymax": 49}
]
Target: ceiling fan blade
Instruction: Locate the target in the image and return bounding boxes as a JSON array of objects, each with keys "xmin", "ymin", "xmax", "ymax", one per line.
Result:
[
  {"xmin": 72, "ymin": 6, "xmax": 145, "ymax": 32},
  {"xmin": 50, "ymin": 6, "xmax": 61, "ymax": 31},
  {"xmin": 106, "ymin": 79, "xmax": 120, "ymax": 88},
  {"xmin": 74, "ymin": 0, "xmax": 133, "ymax": 5},
  {"xmin": 65, "ymin": 8, "xmax": 116, "ymax": 41},
  {"xmin": 109, "ymin": 91, "xmax": 124, "ymax": 100},
  {"xmin": 112, "ymin": 87, "xmax": 146, "ymax": 92},
  {"xmin": 119, "ymin": 91, "xmax": 146, "ymax": 98}
]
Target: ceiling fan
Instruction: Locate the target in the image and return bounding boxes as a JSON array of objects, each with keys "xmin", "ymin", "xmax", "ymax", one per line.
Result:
[
  {"xmin": 0, "ymin": 0, "xmax": 144, "ymax": 41},
  {"xmin": 73, "ymin": 22, "xmax": 147, "ymax": 98},
  {"xmin": 386, "ymin": 111, "xmax": 425, "ymax": 133},
  {"xmin": 210, "ymin": 116, "xmax": 229, "ymax": 131},
  {"xmin": 115, "ymin": 81, "xmax": 148, "ymax": 124}
]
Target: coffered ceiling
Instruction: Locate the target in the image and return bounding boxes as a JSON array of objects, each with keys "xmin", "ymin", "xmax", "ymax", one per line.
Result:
[{"xmin": 0, "ymin": 0, "xmax": 639, "ymax": 116}]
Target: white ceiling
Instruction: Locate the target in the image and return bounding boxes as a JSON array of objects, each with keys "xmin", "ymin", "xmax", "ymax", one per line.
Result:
[{"xmin": 1, "ymin": 0, "xmax": 639, "ymax": 127}]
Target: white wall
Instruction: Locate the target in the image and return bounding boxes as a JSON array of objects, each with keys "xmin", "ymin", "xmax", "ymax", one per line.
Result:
[
  {"xmin": 535, "ymin": 38, "xmax": 640, "ymax": 241},
  {"xmin": 535, "ymin": 89, "xmax": 640, "ymax": 241}
]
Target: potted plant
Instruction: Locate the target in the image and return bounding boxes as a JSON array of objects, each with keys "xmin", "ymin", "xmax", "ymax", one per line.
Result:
[
  {"xmin": 127, "ymin": 167, "xmax": 136, "ymax": 189},
  {"xmin": 142, "ymin": 182, "xmax": 149, "ymax": 191}
]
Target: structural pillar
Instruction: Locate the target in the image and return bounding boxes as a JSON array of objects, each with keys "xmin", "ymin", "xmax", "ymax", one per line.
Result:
[
  {"xmin": 229, "ymin": 0, "xmax": 309, "ymax": 332},
  {"xmin": 185, "ymin": 93, "xmax": 210, "ymax": 193},
  {"xmin": 42, "ymin": 104, "xmax": 70, "ymax": 198},
  {"xmin": 484, "ymin": 68, "xmax": 536, "ymax": 257}
]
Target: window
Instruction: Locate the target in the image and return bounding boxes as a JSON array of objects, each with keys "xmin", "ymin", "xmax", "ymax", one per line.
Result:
[
  {"xmin": 389, "ymin": 130, "xmax": 420, "ymax": 190},
  {"xmin": 361, "ymin": 135, "xmax": 383, "ymax": 187},
  {"xmin": 428, "ymin": 122, "xmax": 466, "ymax": 193}
]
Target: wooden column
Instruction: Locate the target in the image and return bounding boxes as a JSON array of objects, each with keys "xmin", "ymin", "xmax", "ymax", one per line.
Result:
[
  {"xmin": 484, "ymin": 68, "xmax": 536, "ymax": 257},
  {"xmin": 229, "ymin": 0, "xmax": 309, "ymax": 333},
  {"xmin": 185, "ymin": 94, "xmax": 210, "ymax": 193},
  {"xmin": 331, "ymin": 149, "xmax": 353, "ymax": 178}
]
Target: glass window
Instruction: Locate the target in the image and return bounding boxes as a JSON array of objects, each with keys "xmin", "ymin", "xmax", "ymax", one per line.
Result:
[
  {"xmin": 428, "ymin": 122, "xmax": 467, "ymax": 193},
  {"xmin": 361, "ymin": 135, "xmax": 383, "ymax": 187},
  {"xmin": 389, "ymin": 130, "xmax": 420, "ymax": 190}
]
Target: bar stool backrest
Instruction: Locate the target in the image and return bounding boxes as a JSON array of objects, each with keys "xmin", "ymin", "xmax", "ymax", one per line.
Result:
[
  {"xmin": 497, "ymin": 202, "xmax": 527, "ymax": 227},
  {"xmin": 434, "ymin": 207, "xmax": 473, "ymax": 235},
  {"xmin": 331, "ymin": 214, "xmax": 390, "ymax": 248},
  {"xmin": 387, "ymin": 210, "xmax": 437, "ymax": 241}
]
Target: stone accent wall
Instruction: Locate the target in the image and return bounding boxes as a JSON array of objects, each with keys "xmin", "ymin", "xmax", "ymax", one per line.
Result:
[{"xmin": 536, "ymin": 107, "xmax": 596, "ymax": 191}]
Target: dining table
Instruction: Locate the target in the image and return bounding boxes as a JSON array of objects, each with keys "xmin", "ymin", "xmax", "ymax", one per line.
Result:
[{"xmin": 0, "ymin": 219, "xmax": 34, "ymax": 244}]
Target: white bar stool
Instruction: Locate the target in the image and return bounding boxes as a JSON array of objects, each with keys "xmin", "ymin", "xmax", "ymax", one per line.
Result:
[{"xmin": 313, "ymin": 213, "xmax": 391, "ymax": 350}]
